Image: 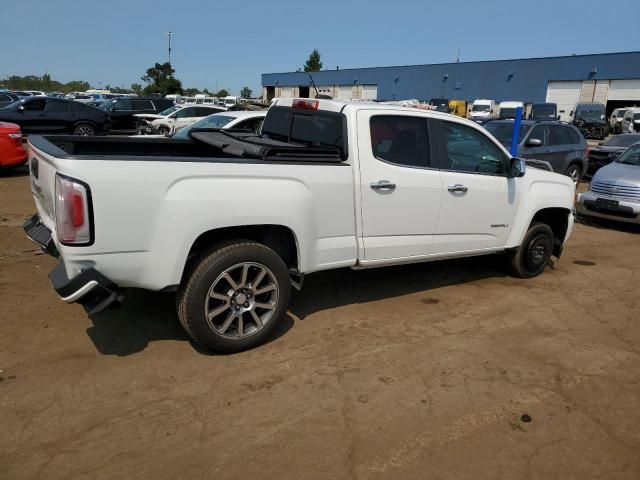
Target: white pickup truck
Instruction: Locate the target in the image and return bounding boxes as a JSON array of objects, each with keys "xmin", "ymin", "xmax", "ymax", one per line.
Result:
[{"xmin": 25, "ymin": 98, "xmax": 576, "ymax": 353}]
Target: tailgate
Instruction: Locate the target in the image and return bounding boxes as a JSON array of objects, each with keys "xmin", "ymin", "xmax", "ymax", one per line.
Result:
[{"xmin": 27, "ymin": 137, "xmax": 63, "ymax": 234}]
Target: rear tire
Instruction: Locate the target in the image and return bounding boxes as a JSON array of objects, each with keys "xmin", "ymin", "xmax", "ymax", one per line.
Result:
[
  {"xmin": 177, "ymin": 241, "xmax": 291, "ymax": 353},
  {"xmin": 73, "ymin": 124, "xmax": 95, "ymax": 136},
  {"xmin": 509, "ymin": 222, "xmax": 554, "ymax": 278}
]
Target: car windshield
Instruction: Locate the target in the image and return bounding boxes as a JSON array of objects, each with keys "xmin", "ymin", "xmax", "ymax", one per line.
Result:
[
  {"xmin": 577, "ymin": 107, "xmax": 604, "ymax": 120},
  {"xmin": 617, "ymin": 110, "xmax": 627, "ymax": 117},
  {"xmin": 159, "ymin": 105, "xmax": 182, "ymax": 116},
  {"xmin": 485, "ymin": 123, "xmax": 531, "ymax": 144},
  {"xmin": 472, "ymin": 104, "xmax": 490, "ymax": 112},
  {"xmin": 99, "ymin": 100, "xmax": 116, "ymax": 110},
  {"xmin": 616, "ymin": 144, "xmax": 640, "ymax": 166},
  {"xmin": 533, "ymin": 105, "xmax": 555, "ymax": 116},
  {"xmin": 634, "ymin": 113, "xmax": 640, "ymax": 120},
  {"xmin": 499, "ymin": 108, "xmax": 517, "ymax": 119},
  {"xmin": 603, "ymin": 135, "xmax": 640, "ymax": 147},
  {"xmin": 171, "ymin": 114, "xmax": 235, "ymax": 139}
]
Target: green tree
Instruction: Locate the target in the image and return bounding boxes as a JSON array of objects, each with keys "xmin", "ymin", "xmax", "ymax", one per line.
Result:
[
  {"xmin": 215, "ymin": 89, "xmax": 229, "ymax": 98},
  {"xmin": 303, "ymin": 49, "xmax": 323, "ymax": 72},
  {"xmin": 140, "ymin": 62, "xmax": 183, "ymax": 96},
  {"xmin": 240, "ymin": 86, "xmax": 253, "ymax": 99},
  {"xmin": 130, "ymin": 83, "xmax": 143, "ymax": 95},
  {"xmin": 42, "ymin": 73, "xmax": 52, "ymax": 91},
  {"xmin": 183, "ymin": 87, "xmax": 202, "ymax": 97}
]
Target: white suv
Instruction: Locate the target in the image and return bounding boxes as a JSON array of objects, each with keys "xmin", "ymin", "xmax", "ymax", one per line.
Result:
[{"xmin": 621, "ymin": 107, "xmax": 640, "ymax": 134}]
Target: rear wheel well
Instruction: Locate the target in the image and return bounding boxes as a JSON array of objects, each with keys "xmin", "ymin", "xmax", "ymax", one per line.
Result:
[
  {"xmin": 184, "ymin": 225, "xmax": 299, "ymax": 280},
  {"xmin": 530, "ymin": 208, "xmax": 571, "ymax": 257}
]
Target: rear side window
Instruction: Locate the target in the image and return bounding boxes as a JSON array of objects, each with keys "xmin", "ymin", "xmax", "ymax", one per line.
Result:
[
  {"xmin": 132, "ymin": 100, "xmax": 154, "ymax": 110},
  {"xmin": 262, "ymin": 106, "xmax": 346, "ymax": 154},
  {"xmin": 566, "ymin": 127, "xmax": 581, "ymax": 144},
  {"xmin": 549, "ymin": 125, "xmax": 574, "ymax": 146},
  {"xmin": 45, "ymin": 100, "xmax": 70, "ymax": 112},
  {"xmin": 24, "ymin": 99, "xmax": 46, "ymax": 111},
  {"xmin": 0, "ymin": 94, "xmax": 12, "ymax": 102},
  {"xmin": 370, "ymin": 115, "xmax": 430, "ymax": 168}
]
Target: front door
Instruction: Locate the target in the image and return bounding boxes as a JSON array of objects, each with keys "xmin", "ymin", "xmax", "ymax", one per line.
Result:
[
  {"xmin": 357, "ymin": 110, "xmax": 443, "ymax": 262},
  {"xmin": 433, "ymin": 120, "xmax": 520, "ymax": 253}
]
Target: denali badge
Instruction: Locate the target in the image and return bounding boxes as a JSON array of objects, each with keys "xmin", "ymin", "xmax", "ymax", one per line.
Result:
[{"xmin": 491, "ymin": 224, "xmax": 509, "ymax": 228}]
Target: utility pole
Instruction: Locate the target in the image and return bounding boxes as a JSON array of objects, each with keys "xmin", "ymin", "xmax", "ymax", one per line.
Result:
[{"xmin": 165, "ymin": 31, "xmax": 174, "ymax": 65}]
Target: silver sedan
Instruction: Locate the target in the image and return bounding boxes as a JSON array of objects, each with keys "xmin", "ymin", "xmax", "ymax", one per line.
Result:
[{"xmin": 577, "ymin": 142, "xmax": 640, "ymax": 224}]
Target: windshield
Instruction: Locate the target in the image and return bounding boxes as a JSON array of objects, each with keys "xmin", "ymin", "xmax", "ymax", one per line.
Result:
[
  {"xmin": 634, "ymin": 113, "xmax": 640, "ymax": 120},
  {"xmin": 99, "ymin": 100, "xmax": 116, "ymax": 110},
  {"xmin": 617, "ymin": 109, "xmax": 627, "ymax": 118},
  {"xmin": 576, "ymin": 106, "xmax": 605, "ymax": 121},
  {"xmin": 603, "ymin": 135, "xmax": 640, "ymax": 147},
  {"xmin": 485, "ymin": 123, "xmax": 531, "ymax": 144},
  {"xmin": 472, "ymin": 104, "xmax": 490, "ymax": 112},
  {"xmin": 159, "ymin": 105, "xmax": 182, "ymax": 116},
  {"xmin": 499, "ymin": 108, "xmax": 517, "ymax": 119},
  {"xmin": 616, "ymin": 144, "xmax": 640, "ymax": 166},
  {"xmin": 532, "ymin": 105, "xmax": 555, "ymax": 116},
  {"xmin": 171, "ymin": 114, "xmax": 235, "ymax": 139}
]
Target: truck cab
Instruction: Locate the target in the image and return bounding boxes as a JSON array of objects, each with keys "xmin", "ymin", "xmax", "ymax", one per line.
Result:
[{"xmin": 469, "ymin": 99, "xmax": 496, "ymax": 124}]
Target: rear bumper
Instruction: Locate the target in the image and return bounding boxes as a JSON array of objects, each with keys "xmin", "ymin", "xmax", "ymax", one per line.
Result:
[{"xmin": 24, "ymin": 214, "xmax": 119, "ymax": 313}]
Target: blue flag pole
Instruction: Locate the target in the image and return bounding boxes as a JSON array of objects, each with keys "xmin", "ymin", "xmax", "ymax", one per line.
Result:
[{"xmin": 510, "ymin": 106, "xmax": 523, "ymax": 157}]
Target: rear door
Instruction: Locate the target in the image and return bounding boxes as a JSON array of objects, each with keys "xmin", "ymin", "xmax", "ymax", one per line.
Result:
[
  {"xmin": 433, "ymin": 119, "xmax": 520, "ymax": 253},
  {"xmin": 174, "ymin": 106, "xmax": 199, "ymax": 130},
  {"xmin": 357, "ymin": 110, "xmax": 443, "ymax": 261},
  {"xmin": 547, "ymin": 124, "xmax": 578, "ymax": 173},
  {"xmin": 44, "ymin": 99, "xmax": 72, "ymax": 133}
]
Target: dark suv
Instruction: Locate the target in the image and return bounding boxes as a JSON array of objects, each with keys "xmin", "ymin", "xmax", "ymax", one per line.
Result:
[
  {"xmin": 485, "ymin": 120, "xmax": 588, "ymax": 181},
  {"xmin": 571, "ymin": 103, "xmax": 608, "ymax": 139},
  {"xmin": 102, "ymin": 97, "xmax": 175, "ymax": 132},
  {"xmin": 0, "ymin": 97, "xmax": 110, "ymax": 136}
]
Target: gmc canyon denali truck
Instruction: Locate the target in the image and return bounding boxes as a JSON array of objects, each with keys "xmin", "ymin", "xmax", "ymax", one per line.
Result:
[{"xmin": 25, "ymin": 98, "xmax": 576, "ymax": 353}]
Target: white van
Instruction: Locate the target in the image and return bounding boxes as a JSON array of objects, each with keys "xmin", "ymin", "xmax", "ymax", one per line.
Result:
[
  {"xmin": 469, "ymin": 99, "xmax": 497, "ymax": 124},
  {"xmin": 223, "ymin": 96, "xmax": 239, "ymax": 108},
  {"xmin": 498, "ymin": 101, "xmax": 525, "ymax": 119}
]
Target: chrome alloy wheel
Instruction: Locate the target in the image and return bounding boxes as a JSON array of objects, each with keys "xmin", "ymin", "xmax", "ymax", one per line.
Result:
[{"xmin": 204, "ymin": 262, "xmax": 279, "ymax": 339}]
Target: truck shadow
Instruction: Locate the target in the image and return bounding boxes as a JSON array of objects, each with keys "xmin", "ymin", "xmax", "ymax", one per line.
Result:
[
  {"xmin": 289, "ymin": 255, "xmax": 506, "ymax": 321},
  {"xmin": 575, "ymin": 215, "xmax": 640, "ymax": 234},
  {"xmin": 85, "ymin": 255, "xmax": 506, "ymax": 356}
]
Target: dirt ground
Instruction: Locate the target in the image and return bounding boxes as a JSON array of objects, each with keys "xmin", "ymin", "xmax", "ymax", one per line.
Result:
[{"xmin": 1, "ymin": 166, "xmax": 640, "ymax": 480}]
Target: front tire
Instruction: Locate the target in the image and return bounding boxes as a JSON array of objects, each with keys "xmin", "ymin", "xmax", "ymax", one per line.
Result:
[
  {"xmin": 156, "ymin": 125, "xmax": 170, "ymax": 135},
  {"xmin": 73, "ymin": 124, "xmax": 95, "ymax": 136},
  {"xmin": 177, "ymin": 241, "xmax": 291, "ymax": 353},
  {"xmin": 509, "ymin": 222, "xmax": 554, "ymax": 278},
  {"xmin": 565, "ymin": 164, "xmax": 581, "ymax": 182}
]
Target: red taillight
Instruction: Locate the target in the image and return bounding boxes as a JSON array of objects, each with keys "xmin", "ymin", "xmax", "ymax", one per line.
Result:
[
  {"xmin": 55, "ymin": 174, "xmax": 92, "ymax": 245},
  {"xmin": 292, "ymin": 99, "xmax": 319, "ymax": 110},
  {"xmin": 71, "ymin": 191, "xmax": 85, "ymax": 227}
]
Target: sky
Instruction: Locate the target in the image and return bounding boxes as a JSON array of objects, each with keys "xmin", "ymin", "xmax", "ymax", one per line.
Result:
[{"xmin": 1, "ymin": 0, "xmax": 639, "ymax": 95}]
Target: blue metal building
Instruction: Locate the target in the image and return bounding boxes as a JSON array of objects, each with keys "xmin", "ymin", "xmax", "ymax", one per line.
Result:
[{"xmin": 261, "ymin": 51, "xmax": 640, "ymax": 115}]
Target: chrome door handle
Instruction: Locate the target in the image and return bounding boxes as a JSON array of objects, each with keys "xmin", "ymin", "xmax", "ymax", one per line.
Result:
[
  {"xmin": 370, "ymin": 180, "xmax": 396, "ymax": 192},
  {"xmin": 447, "ymin": 184, "xmax": 468, "ymax": 193}
]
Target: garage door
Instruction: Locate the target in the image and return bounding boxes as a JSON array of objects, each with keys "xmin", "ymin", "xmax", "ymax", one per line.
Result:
[
  {"xmin": 608, "ymin": 80, "xmax": 640, "ymax": 101},
  {"xmin": 362, "ymin": 85, "xmax": 378, "ymax": 100},
  {"xmin": 278, "ymin": 87, "xmax": 293, "ymax": 98},
  {"xmin": 546, "ymin": 81, "xmax": 581, "ymax": 122},
  {"xmin": 338, "ymin": 85, "xmax": 353, "ymax": 100}
]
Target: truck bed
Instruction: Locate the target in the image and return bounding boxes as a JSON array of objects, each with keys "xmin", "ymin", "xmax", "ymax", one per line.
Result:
[{"xmin": 30, "ymin": 130, "xmax": 345, "ymax": 164}]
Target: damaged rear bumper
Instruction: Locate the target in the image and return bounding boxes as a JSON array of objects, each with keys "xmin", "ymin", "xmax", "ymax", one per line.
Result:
[{"xmin": 23, "ymin": 214, "xmax": 120, "ymax": 314}]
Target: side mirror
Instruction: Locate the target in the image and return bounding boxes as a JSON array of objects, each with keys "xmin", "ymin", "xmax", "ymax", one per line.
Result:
[
  {"xmin": 509, "ymin": 157, "xmax": 526, "ymax": 178},
  {"xmin": 557, "ymin": 115, "xmax": 561, "ymax": 120},
  {"xmin": 526, "ymin": 138, "xmax": 543, "ymax": 147}
]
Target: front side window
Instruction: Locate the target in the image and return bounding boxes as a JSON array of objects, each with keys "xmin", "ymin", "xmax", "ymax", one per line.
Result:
[
  {"xmin": 23, "ymin": 99, "xmax": 46, "ymax": 111},
  {"xmin": 528, "ymin": 125, "xmax": 548, "ymax": 146},
  {"xmin": 370, "ymin": 115, "xmax": 430, "ymax": 168},
  {"xmin": 113, "ymin": 99, "xmax": 133, "ymax": 111},
  {"xmin": 442, "ymin": 122, "xmax": 506, "ymax": 174},
  {"xmin": 176, "ymin": 107, "xmax": 196, "ymax": 118},
  {"xmin": 616, "ymin": 144, "xmax": 640, "ymax": 166}
]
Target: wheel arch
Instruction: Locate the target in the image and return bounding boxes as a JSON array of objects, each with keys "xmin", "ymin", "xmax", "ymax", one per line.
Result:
[
  {"xmin": 180, "ymin": 224, "xmax": 300, "ymax": 285},
  {"xmin": 529, "ymin": 207, "xmax": 571, "ymax": 257}
]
